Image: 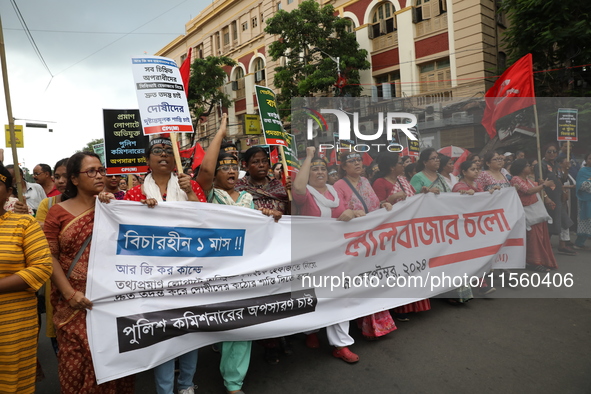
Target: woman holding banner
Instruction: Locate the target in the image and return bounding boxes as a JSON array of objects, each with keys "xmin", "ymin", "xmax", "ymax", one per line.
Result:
[
  {"xmin": 333, "ymin": 151, "xmax": 396, "ymax": 340},
  {"xmin": 294, "ymin": 146, "xmax": 360, "ymax": 363},
  {"xmin": 44, "ymin": 152, "xmax": 135, "ymax": 393},
  {"xmin": 371, "ymin": 151, "xmax": 431, "ymax": 321},
  {"xmin": 410, "ymin": 149, "xmax": 450, "ymax": 194},
  {"xmin": 115, "ymin": 137, "xmax": 206, "ymax": 394},
  {"xmin": 197, "ymin": 114, "xmax": 279, "ymax": 393},
  {"xmin": 476, "ymin": 151, "xmax": 510, "ymax": 192},
  {"xmin": 235, "ymin": 147, "xmax": 290, "ymax": 219}
]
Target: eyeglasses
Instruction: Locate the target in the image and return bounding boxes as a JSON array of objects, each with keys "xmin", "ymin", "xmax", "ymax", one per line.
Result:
[
  {"xmin": 151, "ymin": 147, "xmax": 174, "ymax": 155},
  {"xmin": 217, "ymin": 165, "xmax": 239, "ymax": 172},
  {"xmin": 33, "ymin": 172, "xmax": 43, "ymax": 176},
  {"xmin": 491, "ymin": 158, "xmax": 505, "ymax": 162},
  {"xmin": 78, "ymin": 167, "xmax": 106, "ymax": 178}
]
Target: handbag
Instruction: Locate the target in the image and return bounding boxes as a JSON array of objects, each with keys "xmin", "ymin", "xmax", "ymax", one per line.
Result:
[{"xmin": 523, "ymin": 193, "xmax": 552, "ymax": 230}]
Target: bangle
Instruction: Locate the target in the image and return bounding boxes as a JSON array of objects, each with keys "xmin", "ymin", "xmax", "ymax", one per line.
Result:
[{"xmin": 66, "ymin": 290, "xmax": 78, "ymax": 302}]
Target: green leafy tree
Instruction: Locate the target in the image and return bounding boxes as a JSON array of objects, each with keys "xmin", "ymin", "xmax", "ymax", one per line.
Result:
[
  {"xmin": 78, "ymin": 138, "xmax": 104, "ymax": 153},
  {"xmin": 187, "ymin": 56, "xmax": 236, "ymax": 121},
  {"xmin": 501, "ymin": 0, "xmax": 591, "ymax": 96},
  {"xmin": 265, "ymin": 0, "xmax": 370, "ymax": 118}
]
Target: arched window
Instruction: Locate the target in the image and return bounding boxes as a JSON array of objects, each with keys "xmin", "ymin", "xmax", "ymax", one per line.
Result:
[
  {"xmin": 369, "ymin": 2, "xmax": 396, "ymax": 39},
  {"xmin": 253, "ymin": 58, "xmax": 266, "ymax": 84},
  {"xmin": 343, "ymin": 17, "xmax": 355, "ymax": 33}
]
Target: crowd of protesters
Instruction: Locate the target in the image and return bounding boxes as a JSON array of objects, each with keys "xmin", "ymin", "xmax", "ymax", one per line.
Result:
[{"xmin": 0, "ymin": 132, "xmax": 590, "ymax": 394}]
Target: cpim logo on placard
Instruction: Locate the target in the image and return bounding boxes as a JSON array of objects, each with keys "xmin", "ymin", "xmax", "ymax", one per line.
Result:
[{"xmin": 306, "ymin": 110, "xmax": 417, "ymax": 153}]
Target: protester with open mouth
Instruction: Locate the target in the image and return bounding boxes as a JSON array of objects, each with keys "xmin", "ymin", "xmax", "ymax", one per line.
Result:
[
  {"xmin": 44, "ymin": 152, "xmax": 135, "ymax": 393},
  {"xmin": 101, "ymin": 138, "xmax": 206, "ymax": 394},
  {"xmin": 197, "ymin": 114, "xmax": 279, "ymax": 394},
  {"xmin": 235, "ymin": 146, "xmax": 291, "ymax": 364},
  {"xmin": 294, "ymin": 146, "xmax": 360, "ymax": 363},
  {"xmin": 235, "ymin": 146, "xmax": 290, "ymax": 221},
  {"xmin": 333, "ymin": 151, "xmax": 395, "ymax": 340}
]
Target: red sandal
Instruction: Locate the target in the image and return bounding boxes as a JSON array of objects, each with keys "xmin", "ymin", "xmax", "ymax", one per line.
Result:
[{"xmin": 332, "ymin": 346, "xmax": 359, "ymax": 363}]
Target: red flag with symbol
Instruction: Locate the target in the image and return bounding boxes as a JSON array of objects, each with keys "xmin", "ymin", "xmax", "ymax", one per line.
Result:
[{"xmin": 481, "ymin": 53, "xmax": 536, "ymax": 139}]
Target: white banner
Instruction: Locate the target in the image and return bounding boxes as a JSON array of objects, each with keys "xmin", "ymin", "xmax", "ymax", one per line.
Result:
[
  {"xmin": 87, "ymin": 188, "xmax": 525, "ymax": 383},
  {"xmin": 131, "ymin": 55, "xmax": 193, "ymax": 135}
]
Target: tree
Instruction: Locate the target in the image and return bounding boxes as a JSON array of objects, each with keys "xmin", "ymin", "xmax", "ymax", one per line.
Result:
[
  {"xmin": 501, "ymin": 0, "xmax": 591, "ymax": 96},
  {"xmin": 187, "ymin": 56, "xmax": 236, "ymax": 122},
  {"xmin": 265, "ymin": 0, "xmax": 370, "ymax": 118},
  {"xmin": 78, "ymin": 138, "xmax": 104, "ymax": 153}
]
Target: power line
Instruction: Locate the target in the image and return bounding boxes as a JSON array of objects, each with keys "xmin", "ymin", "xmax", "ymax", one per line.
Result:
[
  {"xmin": 4, "ymin": 27, "xmax": 182, "ymax": 35},
  {"xmin": 54, "ymin": 0, "xmax": 193, "ymax": 77},
  {"xmin": 9, "ymin": 0, "xmax": 53, "ymax": 78}
]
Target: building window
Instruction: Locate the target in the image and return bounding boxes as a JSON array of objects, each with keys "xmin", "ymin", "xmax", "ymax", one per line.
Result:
[
  {"xmin": 232, "ymin": 67, "xmax": 246, "ymax": 99},
  {"xmin": 413, "ymin": 0, "xmax": 446, "ymax": 23},
  {"xmin": 419, "ymin": 58, "xmax": 451, "ymax": 93},
  {"xmin": 370, "ymin": 2, "xmax": 396, "ymax": 39},
  {"xmin": 242, "ymin": 21, "xmax": 248, "ymax": 31},
  {"xmin": 374, "ymin": 71, "xmax": 400, "ymax": 98},
  {"xmin": 215, "ymin": 33, "xmax": 220, "ymax": 53},
  {"xmin": 180, "ymin": 53, "xmax": 187, "ymax": 64},
  {"xmin": 231, "ymin": 21, "xmax": 238, "ymax": 41},
  {"xmin": 195, "ymin": 44, "xmax": 204, "ymax": 59},
  {"xmin": 252, "ymin": 17, "xmax": 258, "ymax": 28},
  {"xmin": 344, "ymin": 17, "xmax": 354, "ymax": 33},
  {"xmin": 277, "ymin": 2, "xmax": 282, "ymax": 11},
  {"xmin": 223, "ymin": 26, "xmax": 230, "ymax": 46},
  {"xmin": 287, "ymin": 0, "xmax": 293, "ymax": 4},
  {"xmin": 253, "ymin": 57, "xmax": 266, "ymax": 84}
]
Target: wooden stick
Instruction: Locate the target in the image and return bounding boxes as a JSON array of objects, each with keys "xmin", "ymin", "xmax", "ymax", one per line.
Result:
[
  {"xmin": 567, "ymin": 141, "xmax": 570, "ymax": 162},
  {"xmin": 279, "ymin": 145, "xmax": 292, "ymax": 201},
  {"xmin": 0, "ymin": 16, "xmax": 24, "ymax": 203},
  {"xmin": 170, "ymin": 133, "xmax": 184, "ymax": 174},
  {"xmin": 533, "ymin": 103, "xmax": 543, "ymax": 181}
]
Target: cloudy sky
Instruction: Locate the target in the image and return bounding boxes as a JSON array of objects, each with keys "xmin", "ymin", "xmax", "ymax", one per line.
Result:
[{"xmin": 0, "ymin": 0, "xmax": 209, "ymax": 170}]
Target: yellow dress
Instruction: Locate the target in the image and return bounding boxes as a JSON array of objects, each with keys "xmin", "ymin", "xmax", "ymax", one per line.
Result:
[{"xmin": 0, "ymin": 212, "xmax": 53, "ymax": 394}]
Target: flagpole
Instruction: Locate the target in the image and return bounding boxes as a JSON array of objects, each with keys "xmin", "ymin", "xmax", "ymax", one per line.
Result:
[
  {"xmin": 279, "ymin": 145, "xmax": 292, "ymax": 201},
  {"xmin": 0, "ymin": 16, "xmax": 24, "ymax": 202},
  {"xmin": 533, "ymin": 103, "xmax": 543, "ymax": 181}
]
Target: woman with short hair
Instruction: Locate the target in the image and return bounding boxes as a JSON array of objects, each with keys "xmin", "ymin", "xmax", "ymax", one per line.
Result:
[
  {"xmin": 475, "ymin": 151, "xmax": 510, "ymax": 192},
  {"xmin": 333, "ymin": 151, "xmax": 396, "ymax": 339}
]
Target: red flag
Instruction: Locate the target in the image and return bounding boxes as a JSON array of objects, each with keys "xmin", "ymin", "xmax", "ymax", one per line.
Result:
[
  {"xmin": 452, "ymin": 148, "xmax": 471, "ymax": 176},
  {"xmin": 191, "ymin": 144, "xmax": 205, "ymax": 170},
  {"xmin": 179, "ymin": 145, "xmax": 195, "ymax": 159},
  {"xmin": 180, "ymin": 47, "xmax": 192, "ymax": 94},
  {"xmin": 362, "ymin": 152, "xmax": 373, "ymax": 166},
  {"xmin": 270, "ymin": 147, "xmax": 279, "ymax": 165},
  {"xmin": 481, "ymin": 53, "xmax": 536, "ymax": 139}
]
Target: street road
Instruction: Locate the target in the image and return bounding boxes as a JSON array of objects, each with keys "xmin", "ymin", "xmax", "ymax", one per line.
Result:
[{"xmin": 35, "ymin": 243, "xmax": 591, "ymax": 393}]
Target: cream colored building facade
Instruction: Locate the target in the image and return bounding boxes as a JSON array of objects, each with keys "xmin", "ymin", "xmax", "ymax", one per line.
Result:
[{"xmin": 156, "ymin": 0, "xmax": 507, "ymax": 151}]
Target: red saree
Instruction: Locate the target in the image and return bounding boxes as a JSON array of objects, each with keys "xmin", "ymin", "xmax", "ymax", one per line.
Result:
[{"xmin": 44, "ymin": 205, "xmax": 134, "ymax": 394}]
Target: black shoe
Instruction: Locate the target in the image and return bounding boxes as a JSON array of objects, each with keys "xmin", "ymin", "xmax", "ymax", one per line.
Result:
[{"xmin": 279, "ymin": 337, "xmax": 293, "ymax": 356}]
